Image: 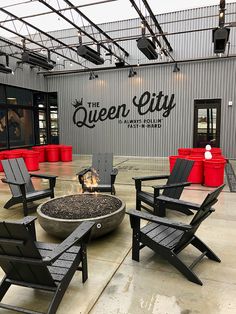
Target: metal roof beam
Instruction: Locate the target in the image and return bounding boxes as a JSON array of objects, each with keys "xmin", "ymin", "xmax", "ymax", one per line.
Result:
[
  {"xmin": 39, "ymin": 0, "xmax": 129, "ymax": 64},
  {"xmin": 0, "ymin": 7, "xmax": 86, "ymax": 68},
  {"xmin": 128, "ymin": 0, "xmax": 168, "ymax": 56},
  {"xmin": 0, "ymin": 0, "xmax": 118, "ymax": 24},
  {"xmin": 141, "ymin": 0, "xmax": 173, "ymax": 52},
  {"xmin": 63, "ymin": 0, "xmax": 129, "ymax": 57}
]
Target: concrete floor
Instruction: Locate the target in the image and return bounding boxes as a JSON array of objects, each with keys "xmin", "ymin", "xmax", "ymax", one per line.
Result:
[{"xmin": 0, "ymin": 155, "xmax": 235, "ymax": 314}]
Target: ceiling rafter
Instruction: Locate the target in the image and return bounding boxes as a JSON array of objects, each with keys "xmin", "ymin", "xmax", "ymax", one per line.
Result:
[
  {"xmin": 63, "ymin": 0, "xmax": 129, "ymax": 57},
  {"xmin": 0, "ymin": 1, "xmax": 117, "ymax": 25},
  {"xmin": 128, "ymin": 0, "xmax": 168, "ymax": 56},
  {"xmin": 0, "ymin": 7, "xmax": 88, "ymax": 69},
  {"xmin": 141, "ymin": 0, "xmax": 173, "ymax": 52},
  {"xmin": 38, "ymin": 0, "xmax": 129, "ymax": 64}
]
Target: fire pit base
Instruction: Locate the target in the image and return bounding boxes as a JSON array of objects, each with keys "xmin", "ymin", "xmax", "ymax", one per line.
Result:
[{"xmin": 37, "ymin": 194, "xmax": 126, "ymax": 239}]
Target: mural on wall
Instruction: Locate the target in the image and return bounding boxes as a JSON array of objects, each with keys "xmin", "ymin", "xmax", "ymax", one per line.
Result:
[{"xmin": 72, "ymin": 90, "xmax": 176, "ymax": 129}]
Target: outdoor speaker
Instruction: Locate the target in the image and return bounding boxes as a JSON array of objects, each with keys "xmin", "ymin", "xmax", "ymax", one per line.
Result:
[
  {"xmin": 137, "ymin": 37, "xmax": 158, "ymax": 60},
  {"xmin": 77, "ymin": 45, "xmax": 104, "ymax": 65},
  {"xmin": 212, "ymin": 27, "xmax": 230, "ymax": 53}
]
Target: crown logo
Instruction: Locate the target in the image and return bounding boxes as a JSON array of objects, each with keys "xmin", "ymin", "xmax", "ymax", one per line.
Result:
[{"xmin": 72, "ymin": 98, "xmax": 83, "ymax": 108}]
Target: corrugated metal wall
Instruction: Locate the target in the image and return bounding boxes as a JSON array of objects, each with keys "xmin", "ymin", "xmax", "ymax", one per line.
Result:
[
  {"xmin": 0, "ymin": 57, "xmax": 46, "ymax": 91},
  {"xmin": 2, "ymin": 3, "xmax": 235, "ymax": 158},
  {"xmin": 47, "ymin": 58, "xmax": 236, "ymax": 158},
  {"xmin": 46, "ymin": 3, "xmax": 236, "ymax": 158}
]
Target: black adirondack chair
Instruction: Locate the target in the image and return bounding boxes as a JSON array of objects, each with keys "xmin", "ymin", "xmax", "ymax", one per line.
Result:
[
  {"xmin": 1, "ymin": 158, "xmax": 57, "ymax": 216},
  {"xmin": 0, "ymin": 216, "xmax": 94, "ymax": 314},
  {"xmin": 127, "ymin": 184, "xmax": 225, "ymax": 285},
  {"xmin": 133, "ymin": 158, "xmax": 194, "ymax": 217},
  {"xmin": 77, "ymin": 153, "xmax": 118, "ymax": 195}
]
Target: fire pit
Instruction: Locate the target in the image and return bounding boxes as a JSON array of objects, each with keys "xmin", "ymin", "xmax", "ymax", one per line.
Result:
[{"xmin": 37, "ymin": 194, "xmax": 125, "ymax": 239}]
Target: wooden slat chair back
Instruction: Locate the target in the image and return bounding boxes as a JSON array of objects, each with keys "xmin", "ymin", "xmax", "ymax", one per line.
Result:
[
  {"xmin": 0, "ymin": 217, "xmax": 94, "ymax": 314},
  {"xmin": 190, "ymin": 184, "xmax": 225, "ymax": 226},
  {"xmin": 1, "ymin": 158, "xmax": 57, "ymax": 216},
  {"xmin": 175, "ymin": 184, "xmax": 225, "ymax": 252},
  {"xmin": 92, "ymin": 153, "xmax": 113, "ymax": 185},
  {"xmin": 2, "ymin": 158, "xmax": 35, "ymax": 198},
  {"xmin": 78, "ymin": 153, "xmax": 118, "ymax": 195},
  {"xmin": 163, "ymin": 158, "xmax": 194, "ymax": 199},
  {"xmin": 0, "ymin": 221, "xmax": 55, "ymax": 287},
  {"xmin": 133, "ymin": 158, "xmax": 194, "ymax": 216}
]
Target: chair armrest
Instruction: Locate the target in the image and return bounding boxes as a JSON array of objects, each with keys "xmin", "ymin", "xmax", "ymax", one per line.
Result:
[
  {"xmin": 43, "ymin": 221, "xmax": 95, "ymax": 264},
  {"xmin": 152, "ymin": 182, "xmax": 191, "ymax": 190},
  {"xmin": 126, "ymin": 209, "xmax": 191, "ymax": 231},
  {"xmin": 1, "ymin": 178, "xmax": 26, "ymax": 186},
  {"xmin": 156, "ymin": 195, "xmax": 201, "ymax": 211},
  {"xmin": 76, "ymin": 167, "xmax": 91, "ymax": 176},
  {"xmin": 132, "ymin": 175, "xmax": 169, "ymax": 182},
  {"xmin": 21, "ymin": 216, "xmax": 37, "ymax": 225},
  {"xmin": 30, "ymin": 173, "xmax": 58, "ymax": 179}
]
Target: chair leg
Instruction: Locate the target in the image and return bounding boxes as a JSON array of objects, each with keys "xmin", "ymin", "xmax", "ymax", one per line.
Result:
[
  {"xmin": 111, "ymin": 185, "xmax": 116, "ymax": 195},
  {"xmin": 50, "ymin": 189, "xmax": 54, "ymax": 199},
  {"xmin": 191, "ymin": 236, "xmax": 221, "ymax": 262},
  {"xmin": 47, "ymin": 284, "xmax": 67, "ymax": 314},
  {"xmin": 47, "ymin": 253, "xmax": 83, "ymax": 314},
  {"xmin": 154, "ymin": 202, "xmax": 166, "ymax": 217},
  {"xmin": 4, "ymin": 198, "xmax": 17, "ymax": 209},
  {"xmin": 165, "ymin": 250, "xmax": 203, "ymax": 285},
  {"xmin": 0, "ymin": 276, "xmax": 11, "ymax": 301},
  {"xmin": 22, "ymin": 200, "xmax": 28, "ymax": 217},
  {"xmin": 81, "ymin": 244, "xmax": 88, "ymax": 283},
  {"xmin": 131, "ymin": 229, "xmax": 141, "ymax": 262},
  {"xmin": 136, "ymin": 196, "xmax": 141, "ymax": 211}
]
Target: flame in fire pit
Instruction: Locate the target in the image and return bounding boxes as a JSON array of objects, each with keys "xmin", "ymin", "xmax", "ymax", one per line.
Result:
[{"xmin": 83, "ymin": 168, "xmax": 100, "ymax": 191}]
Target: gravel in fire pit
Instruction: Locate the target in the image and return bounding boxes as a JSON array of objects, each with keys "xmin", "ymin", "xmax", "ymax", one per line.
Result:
[{"xmin": 41, "ymin": 194, "xmax": 122, "ymax": 219}]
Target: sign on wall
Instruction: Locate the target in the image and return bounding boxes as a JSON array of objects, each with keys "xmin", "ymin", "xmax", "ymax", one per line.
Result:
[{"xmin": 72, "ymin": 90, "xmax": 176, "ymax": 129}]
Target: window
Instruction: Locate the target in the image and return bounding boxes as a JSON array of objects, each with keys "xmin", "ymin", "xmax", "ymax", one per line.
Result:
[
  {"xmin": 8, "ymin": 108, "xmax": 34, "ymax": 147},
  {"xmin": 0, "ymin": 85, "xmax": 59, "ymax": 150},
  {"xmin": 0, "ymin": 108, "xmax": 7, "ymax": 149},
  {"xmin": 6, "ymin": 86, "xmax": 32, "ymax": 107}
]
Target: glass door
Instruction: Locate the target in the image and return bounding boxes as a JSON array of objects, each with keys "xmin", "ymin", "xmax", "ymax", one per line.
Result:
[
  {"xmin": 33, "ymin": 93, "xmax": 48, "ymax": 144},
  {"xmin": 48, "ymin": 93, "xmax": 59, "ymax": 144},
  {"xmin": 193, "ymin": 99, "xmax": 221, "ymax": 147}
]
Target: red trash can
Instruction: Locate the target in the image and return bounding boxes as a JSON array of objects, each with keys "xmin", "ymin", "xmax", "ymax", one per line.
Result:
[
  {"xmin": 169, "ymin": 155, "xmax": 185, "ymax": 172},
  {"xmin": 0, "ymin": 152, "xmax": 5, "ymax": 172},
  {"xmin": 22, "ymin": 151, "xmax": 40, "ymax": 171},
  {"xmin": 211, "ymin": 147, "xmax": 222, "ymax": 158},
  {"xmin": 204, "ymin": 159, "xmax": 226, "ymax": 187},
  {"xmin": 60, "ymin": 145, "xmax": 73, "ymax": 162},
  {"xmin": 32, "ymin": 146, "xmax": 46, "ymax": 162},
  {"xmin": 4, "ymin": 150, "xmax": 22, "ymax": 159},
  {"xmin": 46, "ymin": 145, "xmax": 60, "ymax": 162},
  {"xmin": 190, "ymin": 148, "xmax": 205, "ymax": 157},
  {"xmin": 187, "ymin": 156, "xmax": 204, "ymax": 184},
  {"xmin": 178, "ymin": 148, "xmax": 192, "ymax": 156}
]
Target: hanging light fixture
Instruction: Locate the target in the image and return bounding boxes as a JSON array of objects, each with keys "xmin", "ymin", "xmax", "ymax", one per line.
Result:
[
  {"xmin": 89, "ymin": 71, "xmax": 98, "ymax": 80},
  {"xmin": 173, "ymin": 63, "xmax": 180, "ymax": 73},
  {"xmin": 128, "ymin": 68, "xmax": 137, "ymax": 78}
]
